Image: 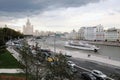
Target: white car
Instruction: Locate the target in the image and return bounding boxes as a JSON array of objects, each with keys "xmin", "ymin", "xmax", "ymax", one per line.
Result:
[
  {"xmin": 91, "ymin": 70, "xmax": 107, "ymax": 80},
  {"xmin": 67, "ymin": 61, "xmax": 77, "ymax": 73},
  {"xmin": 67, "ymin": 61, "xmax": 76, "ymax": 67}
]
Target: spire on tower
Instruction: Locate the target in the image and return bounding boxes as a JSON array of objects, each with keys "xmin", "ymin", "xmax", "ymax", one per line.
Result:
[{"xmin": 26, "ymin": 18, "xmax": 31, "ymax": 25}]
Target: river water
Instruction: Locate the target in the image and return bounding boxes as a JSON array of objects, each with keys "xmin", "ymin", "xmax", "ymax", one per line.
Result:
[{"xmin": 36, "ymin": 37, "xmax": 120, "ymax": 61}]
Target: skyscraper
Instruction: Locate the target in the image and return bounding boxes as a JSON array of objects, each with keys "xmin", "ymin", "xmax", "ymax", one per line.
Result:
[{"xmin": 23, "ymin": 19, "xmax": 33, "ymax": 35}]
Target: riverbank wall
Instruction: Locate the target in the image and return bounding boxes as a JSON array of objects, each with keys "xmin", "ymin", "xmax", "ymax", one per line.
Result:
[{"xmin": 84, "ymin": 40, "xmax": 120, "ymax": 47}]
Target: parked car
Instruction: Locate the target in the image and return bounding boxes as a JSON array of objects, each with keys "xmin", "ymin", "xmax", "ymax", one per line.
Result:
[
  {"xmin": 91, "ymin": 70, "xmax": 107, "ymax": 80},
  {"xmin": 81, "ymin": 72, "xmax": 96, "ymax": 80}
]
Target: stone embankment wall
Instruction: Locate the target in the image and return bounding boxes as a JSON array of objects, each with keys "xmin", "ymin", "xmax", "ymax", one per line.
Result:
[{"xmin": 88, "ymin": 41, "xmax": 120, "ymax": 47}]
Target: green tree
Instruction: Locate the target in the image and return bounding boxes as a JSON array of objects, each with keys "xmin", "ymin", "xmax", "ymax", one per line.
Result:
[
  {"xmin": 0, "ymin": 27, "xmax": 24, "ymax": 52},
  {"xmin": 18, "ymin": 40, "xmax": 78, "ymax": 80},
  {"xmin": 43, "ymin": 53, "xmax": 76, "ymax": 80}
]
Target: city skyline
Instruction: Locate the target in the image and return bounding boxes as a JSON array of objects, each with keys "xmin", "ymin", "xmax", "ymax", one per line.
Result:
[{"xmin": 0, "ymin": 0, "xmax": 120, "ymax": 32}]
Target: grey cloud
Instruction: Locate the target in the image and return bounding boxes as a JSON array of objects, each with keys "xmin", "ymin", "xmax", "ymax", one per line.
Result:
[
  {"xmin": 0, "ymin": 0, "xmax": 100, "ymax": 12},
  {"xmin": 0, "ymin": 0, "xmax": 100, "ymax": 18},
  {"xmin": 0, "ymin": 0, "xmax": 35, "ymax": 12}
]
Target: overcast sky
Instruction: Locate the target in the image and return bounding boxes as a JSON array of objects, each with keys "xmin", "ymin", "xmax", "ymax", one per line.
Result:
[{"xmin": 0, "ymin": 0, "xmax": 120, "ymax": 32}]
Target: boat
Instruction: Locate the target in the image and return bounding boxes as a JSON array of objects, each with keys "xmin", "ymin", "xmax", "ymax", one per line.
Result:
[{"xmin": 64, "ymin": 41, "xmax": 99, "ymax": 52}]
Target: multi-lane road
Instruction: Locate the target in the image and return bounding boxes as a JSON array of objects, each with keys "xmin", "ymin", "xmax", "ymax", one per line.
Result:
[{"xmin": 71, "ymin": 58, "xmax": 120, "ymax": 77}]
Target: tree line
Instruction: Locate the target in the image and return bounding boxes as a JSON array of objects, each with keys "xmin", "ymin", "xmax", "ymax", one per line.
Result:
[{"xmin": 0, "ymin": 27, "xmax": 24, "ymax": 52}]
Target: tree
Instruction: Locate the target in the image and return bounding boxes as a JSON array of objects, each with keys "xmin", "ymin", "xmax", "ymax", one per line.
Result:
[
  {"xmin": 43, "ymin": 53, "xmax": 76, "ymax": 80},
  {"xmin": 19, "ymin": 40, "xmax": 77, "ymax": 80},
  {"xmin": 0, "ymin": 27, "xmax": 24, "ymax": 53},
  {"xmin": 109, "ymin": 73, "xmax": 120, "ymax": 80},
  {"xmin": 19, "ymin": 40, "xmax": 45, "ymax": 80}
]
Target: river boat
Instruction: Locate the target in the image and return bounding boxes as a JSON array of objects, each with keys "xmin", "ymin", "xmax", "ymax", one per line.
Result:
[{"xmin": 64, "ymin": 41, "xmax": 99, "ymax": 52}]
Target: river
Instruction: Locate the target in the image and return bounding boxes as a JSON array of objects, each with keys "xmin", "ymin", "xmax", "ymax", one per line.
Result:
[{"xmin": 36, "ymin": 37, "xmax": 120, "ymax": 61}]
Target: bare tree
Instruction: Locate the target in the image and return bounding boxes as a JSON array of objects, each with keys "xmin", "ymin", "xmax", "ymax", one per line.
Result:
[{"xmin": 19, "ymin": 39, "xmax": 78, "ymax": 80}]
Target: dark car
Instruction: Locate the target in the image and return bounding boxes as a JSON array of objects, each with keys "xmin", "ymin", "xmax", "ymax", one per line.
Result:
[{"xmin": 81, "ymin": 72, "xmax": 96, "ymax": 80}]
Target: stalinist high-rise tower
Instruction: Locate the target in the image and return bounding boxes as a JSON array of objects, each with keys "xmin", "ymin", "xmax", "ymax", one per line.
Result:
[{"xmin": 23, "ymin": 19, "xmax": 33, "ymax": 35}]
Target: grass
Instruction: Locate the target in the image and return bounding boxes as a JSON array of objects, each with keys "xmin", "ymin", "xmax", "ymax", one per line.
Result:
[{"xmin": 0, "ymin": 49, "xmax": 24, "ymax": 68}]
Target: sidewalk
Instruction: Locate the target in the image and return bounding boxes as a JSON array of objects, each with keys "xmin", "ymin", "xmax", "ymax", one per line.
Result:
[
  {"xmin": 6, "ymin": 46, "xmax": 21, "ymax": 61},
  {"xmin": 0, "ymin": 69, "xmax": 23, "ymax": 73}
]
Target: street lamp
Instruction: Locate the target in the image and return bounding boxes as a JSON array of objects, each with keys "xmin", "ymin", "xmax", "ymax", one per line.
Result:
[{"xmin": 54, "ymin": 33, "xmax": 56, "ymax": 53}]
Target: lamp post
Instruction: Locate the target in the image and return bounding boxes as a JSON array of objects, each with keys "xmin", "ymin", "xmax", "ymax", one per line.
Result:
[{"xmin": 54, "ymin": 33, "xmax": 56, "ymax": 53}]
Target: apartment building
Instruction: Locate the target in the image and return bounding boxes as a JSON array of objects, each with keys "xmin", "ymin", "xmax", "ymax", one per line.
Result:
[{"xmin": 105, "ymin": 28, "xmax": 120, "ymax": 41}]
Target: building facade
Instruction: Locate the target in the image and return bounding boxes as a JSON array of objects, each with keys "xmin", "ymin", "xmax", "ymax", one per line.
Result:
[
  {"xmin": 105, "ymin": 28, "xmax": 120, "ymax": 41},
  {"xmin": 79, "ymin": 25, "xmax": 104, "ymax": 41},
  {"xmin": 84, "ymin": 27, "xmax": 96, "ymax": 40},
  {"xmin": 65, "ymin": 29, "xmax": 78, "ymax": 40},
  {"xmin": 34, "ymin": 30, "xmax": 40, "ymax": 36},
  {"xmin": 78, "ymin": 27, "xmax": 86, "ymax": 40},
  {"xmin": 23, "ymin": 19, "xmax": 33, "ymax": 35},
  {"xmin": 95, "ymin": 25, "xmax": 104, "ymax": 41}
]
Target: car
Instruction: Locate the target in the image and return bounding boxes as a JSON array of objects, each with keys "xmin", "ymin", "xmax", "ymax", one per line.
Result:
[
  {"xmin": 67, "ymin": 61, "xmax": 77, "ymax": 73},
  {"xmin": 71, "ymin": 67, "xmax": 77, "ymax": 73},
  {"xmin": 67, "ymin": 61, "xmax": 76, "ymax": 67},
  {"xmin": 81, "ymin": 72, "xmax": 96, "ymax": 80},
  {"xmin": 91, "ymin": 70, "xmax": 107, "ymax": 80},
  {"xmin": 34, "ymin": 61, "xmax": 41, "ymax": 65},
  {"xmin": 65, "ymin": 54, "xmax": 72, "ymax": 57}
]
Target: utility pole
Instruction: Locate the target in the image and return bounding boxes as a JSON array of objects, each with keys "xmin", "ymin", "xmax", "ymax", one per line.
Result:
[{"xmin": 54, "ymin": 33, "xmax": 56, "ymax": 53}]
